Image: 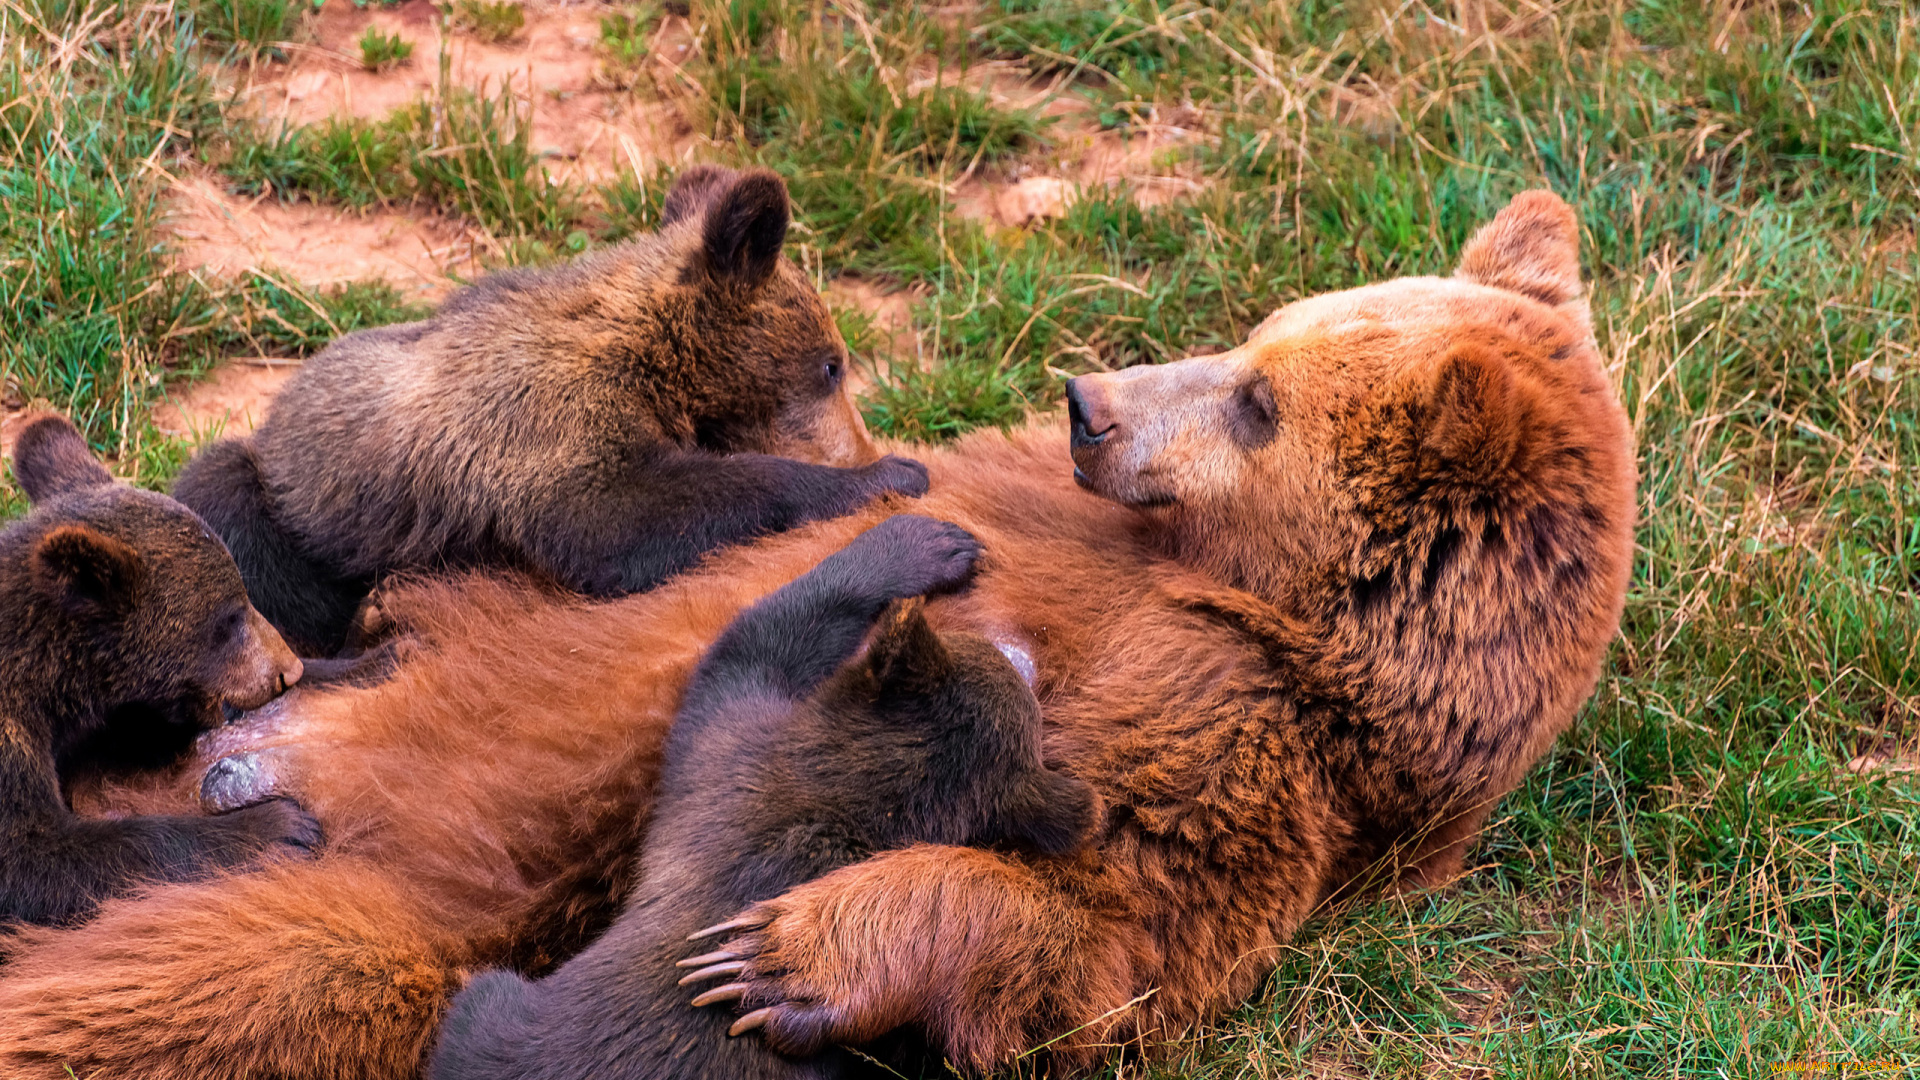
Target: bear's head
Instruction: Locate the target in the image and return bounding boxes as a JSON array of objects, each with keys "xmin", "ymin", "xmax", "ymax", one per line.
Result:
[
  {"xmin": 646, "ymin": 165, "xmax": 877, "ymax": 468},
  {"xmin": 1065, "ymin": 191, "xmax": 1636, "ymax": 779},
  {"xmin": 8, "ymin": 416, "xmax": 304, "ymax": 745},
  {"xmin": 826, "ymin": 598, "xmax": 1103, "ymax": 857}
]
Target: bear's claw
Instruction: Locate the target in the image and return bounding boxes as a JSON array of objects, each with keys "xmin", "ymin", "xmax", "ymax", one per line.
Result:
[
  {"xmin": 688, "ymin": 915, "xmax": 766, "ymax": 941},
  {"xmin": 690, "ymin": 983, "xmax": 749, "ymax": 1007},
  {"xmin": 677, "ymin": 960, "xmax": 746, "ymax": 986},
  {"xmin": 676, "ymin": 949, "xmax": 742, "ymax": 969},
  {"xmin": 728, "ymin": 1008, "xmax": 774, "ymax": 1036}
]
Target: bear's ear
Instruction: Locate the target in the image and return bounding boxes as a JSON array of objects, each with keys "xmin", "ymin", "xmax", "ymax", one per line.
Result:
[
  {"xmin": 1455, "ymin": 190, "xmax": 1584, "ymax": 313},
  {"xmin": 1346, "ymin": 338, "xmax": 1535, "ymax": 509},
  {"xmin": 11, "ymin": 415, "xmax": 113, "ymax": 505},
  {"xmin": 661, "ymin": 163, "xmax": 738, "ymax": 227},
  {"xmin": 30, "ymin": 524, "xmax": 144, "ymax": 619},
  {"xmin": 1001, "ymin": 770, "xmax": 1104, "ymax": 857},
  {"xmin": 698, "ymin": 168, "xmax": 790, "ymax": 290},
  {"xmin": 867, "ymin": 598, "xmax": 951, "ymax": 691}
]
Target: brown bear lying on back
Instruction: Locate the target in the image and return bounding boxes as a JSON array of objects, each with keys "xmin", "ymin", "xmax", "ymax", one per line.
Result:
[
  {"xmin": 0, "ymin": 191, "xmax": 1635, "ymax": 1080},
  {"xmin": 172, "ymin": 166, "xmax": 926, "ymax": 657}
]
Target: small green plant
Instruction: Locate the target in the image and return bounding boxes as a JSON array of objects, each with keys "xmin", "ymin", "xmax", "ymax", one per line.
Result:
[
  {"xmin": 357, "ymin": 25, "xmax": 413, "ymax": 71},
  {"xmin": 597, "ymin": 7, "xmax": 657, "ymax": 88},
  {"xmin": 450, "ymin": 0, "xmax": 523, "ymax": 43},
  {"xmin": 197, "ymin": 0, "xmax": 294, "ymax": 50}
]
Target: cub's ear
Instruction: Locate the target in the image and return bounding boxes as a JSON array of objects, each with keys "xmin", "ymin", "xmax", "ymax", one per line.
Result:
[
  {"xmin": 11, "ymin": 415, "xmax": 113, "ymax": 505},
  {"xmin": 1344, "ymin": 338, "xmax": 1539, "ymax": 515},
  {"xmin": 699, "ymin": 168, "xmax": 790, "ymax": 289},
  {"xmin": 867, "ymin": 598, "xmax": 951, "ymax": 691},
  {"xmin": 30, "ymin": 524, "xmax": 144, "ymax": 619},
  {"xmin": 1003, "ymin": 770, "xmax": 1104, "ymax": 857},
  {"xmin": 1455, "ymin": 190, "xmax": 1585, "ymax": 316},
  {"xmin": 661, "ymin": 163, "xmax": 738, "ymax": 226}
]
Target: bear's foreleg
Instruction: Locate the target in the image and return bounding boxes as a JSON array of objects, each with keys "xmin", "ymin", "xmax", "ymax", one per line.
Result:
[
  {"xmin": 525, "ymin": 451, "xmax": 931, "ymax": 598},
  {"xmin": 170, "ymin": 439, "xmax": 372, "ymax": 657},
  {"xmin": 676, "ymin": 514, "xmax": 979, "ymax": 717}
]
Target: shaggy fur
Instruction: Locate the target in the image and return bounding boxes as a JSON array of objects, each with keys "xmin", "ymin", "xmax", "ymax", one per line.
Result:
[
  {"xmin": 171, "ymin": 166, "xmax": 925, "ymax": 656},
  {"xmin": 428, "ymin": 514, "xmax": 1100, "ymax": 1080},
  {"xmin": 0, "ymin": 192, "xmax": 1636, "ymax": 1079},
  {"xmin": 0, "ymin": 416, "xmax": 316, "ymax": 929}
]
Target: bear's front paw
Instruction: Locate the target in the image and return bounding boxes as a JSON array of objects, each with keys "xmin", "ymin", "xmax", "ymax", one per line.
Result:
[
  {"xmin": 861, "ymin": 454, "xmax": 931, "ymax": 499},
  {"xmin": 676, "ymin": 902, "xmax": 879, "ymax": 1057},
  {"xmin": 221, "ymin": 794, "xmax": 325, "ymax": 856},
  {"xmin": 848, "ymin": 514, "xmax": 981, "ymax": 600}
]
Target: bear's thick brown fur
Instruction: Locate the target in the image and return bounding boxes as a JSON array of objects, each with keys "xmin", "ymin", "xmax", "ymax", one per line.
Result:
[
  {"xmin": 0, "ymin": 191, "xmax": 1635, "ymax": 1079},
  {"xmin": 171, "ymin": 165, "xmax": 925, "ymax": 657}
]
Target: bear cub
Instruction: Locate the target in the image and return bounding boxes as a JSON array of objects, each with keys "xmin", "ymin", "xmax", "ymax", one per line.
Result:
[
  {"xmin": 0, "ymin": 416, "xmax": 320, "ymax": 929},
  {"xmin": 428, "ymin": 514, "xmax": 1102, "ymax": 1080},
  {"xmin": 173, "ymin": 165, "xmax": 928, "ymax": 657}
]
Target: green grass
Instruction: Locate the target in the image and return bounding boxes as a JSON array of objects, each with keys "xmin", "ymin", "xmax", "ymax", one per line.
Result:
[
  {"xmin": 357, "ymin": 24, "xmax": 411, "ymax": 71},
  {"xmin": 5, "ymin": 0, "xmax": 1920, "ymax": 1075}
]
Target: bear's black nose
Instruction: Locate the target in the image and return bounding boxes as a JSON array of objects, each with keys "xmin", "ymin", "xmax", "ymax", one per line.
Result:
[{"xmin": 1066, "ymin": 379, "xmax": 1114, "ymax": 449}]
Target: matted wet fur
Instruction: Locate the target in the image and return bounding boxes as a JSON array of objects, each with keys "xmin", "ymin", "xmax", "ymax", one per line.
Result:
[{"xmin": 0, "ymin": 192, "xmax": 1636, "ymax": 1079}]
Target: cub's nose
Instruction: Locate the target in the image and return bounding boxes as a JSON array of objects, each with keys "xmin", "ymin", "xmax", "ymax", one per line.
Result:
[{"xmin": 1066, "ymin": 378, "xmax": 1116, "ymax": 449}]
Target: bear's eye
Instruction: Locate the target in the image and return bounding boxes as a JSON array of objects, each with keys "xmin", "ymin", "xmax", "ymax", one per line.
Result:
[
  {"xmin": 822, "ymin": 359, "xmax": 844, "ymax": 387},
  {"xmin": 1228, "ymin": 376, "xmax": 1278, "ymax": 450}
]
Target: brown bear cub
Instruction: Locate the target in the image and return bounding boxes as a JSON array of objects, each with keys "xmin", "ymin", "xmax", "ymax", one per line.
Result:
[
  {"xmin": 427, "ymin": 514, "xmax": 1101, "ymax": 1080},
  {"xmin": 172, "ymin": 165, "xmax": 927, "ymax": 656},
  {"xmin": 0, "ymin": 417, "xmax": 319, "ymax": 928}
]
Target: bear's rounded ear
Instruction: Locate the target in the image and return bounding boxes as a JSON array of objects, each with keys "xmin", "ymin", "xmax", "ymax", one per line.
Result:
[
  {"xmin": 661, "ymin": 163, "xmax": 739, "ymax": 227},
  {"xmin": 867, "ymin": 597, "xmax": 951, "ymax": 690},
  {"xmin": 1455, "ymin": 190, "xmax": 1584, "ymax": 315},
  {"xmin": 1345, "ymin": 339, "xmax": 1533, "ymax": 512},
  {"xmin": 30, "ymin": 524, "xmax": 144, "ymax": 619},
  {"xmin": 698, "ymin": 168, "xmax": 790, "ymax": 290},
  {"xmin": 11, "ymin": 415, "xmax": 113, "ymax": 505}
]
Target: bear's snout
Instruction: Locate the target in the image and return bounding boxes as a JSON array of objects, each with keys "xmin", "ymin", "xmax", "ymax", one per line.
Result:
[{"xmin": 1066, "ymin": 377, "xmax": 1116, "ymax": 450}]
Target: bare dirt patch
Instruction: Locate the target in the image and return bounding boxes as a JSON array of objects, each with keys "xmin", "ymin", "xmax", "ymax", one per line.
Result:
[
  {"xmin": 0, "ymin": 404, "xmax": 30, "ymax": 461},
  {"xmin": 152, "ymin": 361, "xmax": 302, "ymax": 441},
  {"xmin": 163, "ymin": 169, "xmax": 477, "ymax": 299},
  {"xmin": 235, "ymin": 0, "xmax": 700, "ymax": 188},
  {"xmin": 952, "ymin": 106, "xmax": 1209, "ymax": 227},
  {"xmin": 826, "ymin": 275, "xmax": 925, "ymax": 396}
]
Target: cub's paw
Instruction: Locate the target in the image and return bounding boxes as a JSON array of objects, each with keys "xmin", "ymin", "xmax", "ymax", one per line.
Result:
[
  {"xmin": 220, "ymin": 794, "xmax": 324, "ymax": 856},
  {"xmin": 845, "ymin": 514, "xmax": 981, "ymax": 599},
  {"xmin": 677, "ymin": 903, "xmax": 876, "ymax": 1057},
  {"xmin": 861, "ymin": 455, "xmax": 931, "ymax": 500}
]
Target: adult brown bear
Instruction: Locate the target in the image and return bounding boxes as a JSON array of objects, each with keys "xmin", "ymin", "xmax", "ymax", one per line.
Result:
[{"xmin": 0, "ymin": 191, "xmax": 1635, "ymax": 1079}]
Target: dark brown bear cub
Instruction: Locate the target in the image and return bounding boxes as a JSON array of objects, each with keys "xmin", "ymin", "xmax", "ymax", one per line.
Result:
[
  {"xmin": 0, "ymin": 417, "xmax": 319, "ymax": 928},
  {"xmin": 172, "ymin": 165, "xmax": 927, "ymax": 656},
  {"xmin": 427, "ymin": 514, "xmax": 1101, "ymax": 1080}
]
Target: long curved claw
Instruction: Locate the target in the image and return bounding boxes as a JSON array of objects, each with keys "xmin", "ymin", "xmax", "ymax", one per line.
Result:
[
  {"xmin": 688, "ymin": 916, "xmax": 764, "ymax": 942},
  {"xmin": 677, "ymin": 961, "xmax": 747, "ymax": 987},
  {"xmin": 691, "ymin": 983, "xmax": 749, "ymax": 1008},
  {"xmin": 729, "ymin": 1008, "xmax": 773, "ymax": 1037},
  {"xmin": 676, "ymin": 949, "xmax": 742, "ymax": 969}
]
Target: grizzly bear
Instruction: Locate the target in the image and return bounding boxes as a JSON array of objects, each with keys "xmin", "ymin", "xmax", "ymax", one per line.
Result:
[
  {"xmin": 0, "ymin": 190, "xmax": 1635, "ymax": 1080},
  {"xmin": 171, "ymin": 165, "xmax": 927, "ymax": 656},
  {"xmin": 428, "ymin": 514, "xmax": 1101, "ymax": 1080},
  {"xmin": 0, "ymin": 416, "xmax": 318, "ymax": 929}
]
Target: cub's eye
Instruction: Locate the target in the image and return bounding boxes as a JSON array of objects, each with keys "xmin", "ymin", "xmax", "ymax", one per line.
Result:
[
  {"xmin": 822, "ymin": 359, "xmax": 844, "ymax": 387},
  {"xmin": 1228, "ymin": 376, "xmax": 1278, "ymax": 449}
]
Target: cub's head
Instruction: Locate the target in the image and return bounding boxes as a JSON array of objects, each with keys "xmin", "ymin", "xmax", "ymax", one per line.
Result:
[
  {"xmin": 830, "ymin": 599, "xmax": 1102, "ymax": 857},
  {"xmin": 1066, "ymin": 191, "xmax": 1635, "ymax": 727},
  {"xmin": 9, "ymin": 416, "xmax": 302, "ymax": 727},
  {"xmin": 655, "ymin": 165, "xmax": 877, "ymax": 468}
]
